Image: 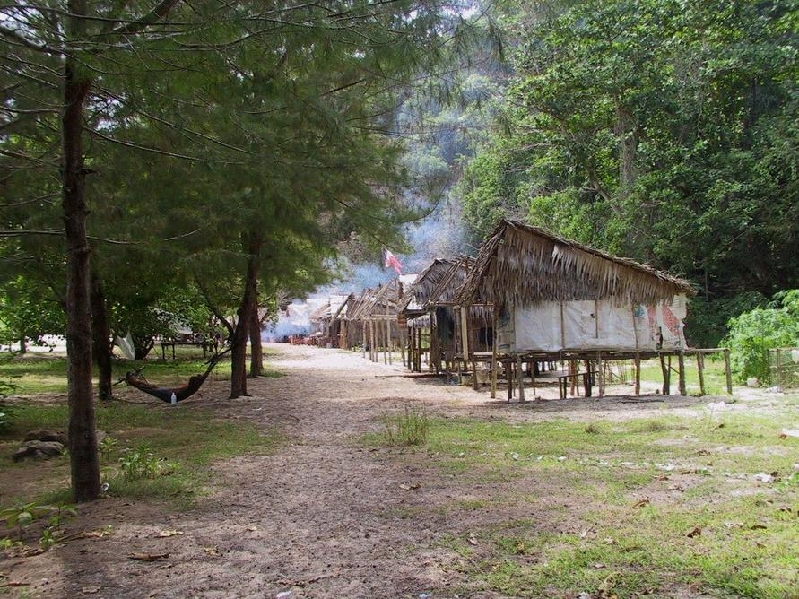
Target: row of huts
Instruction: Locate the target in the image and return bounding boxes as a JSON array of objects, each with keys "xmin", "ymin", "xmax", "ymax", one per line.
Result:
[{"xmin": 311, "ymin": 220, "xmax": 731, "ymax": 399}]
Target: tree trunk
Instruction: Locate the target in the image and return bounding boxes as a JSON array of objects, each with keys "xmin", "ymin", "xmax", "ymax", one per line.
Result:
[
  {"xmin": 63, "ymin": 3, "xmax": 101, "ymax": 503},
  {"xmin": 133, "ymin": 334, "xmax": 155, "ymax": 360},
  {"xmin": 248, "ymin": 306, "xmax": 263, "ymax": 378},
  {"xmin": 91, "ymin": 272, "xmax": 113, "ymax": 401},
  {"xmin": 229, "ymin": 232, "xmax": 261, "ymax": 398}
]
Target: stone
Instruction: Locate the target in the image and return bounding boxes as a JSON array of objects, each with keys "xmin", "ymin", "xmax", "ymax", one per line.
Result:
[
  {"xmin": 12, "ymin": 440, "xmax": 66, "ymax": 462},
  {"xmin": 24, "ymin": 429, "xmax": 67, "ymax": 445}
]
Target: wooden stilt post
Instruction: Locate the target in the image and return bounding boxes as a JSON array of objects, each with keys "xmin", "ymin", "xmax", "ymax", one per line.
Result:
[
  {"xmin": 460, "ymin": 306, "xmax": 470, "ymax": 381},
  {"xmin": 362, "ymin": 325, "xmax": 367, "ymax": 359},
  {"xmin": 569, "ymin": 360, "xmax": 577, "ymax": 397},
  {"xmin": 516, "ymin": 356, "xmax": 525, "ymax": 402},
  {"xmin": 411, "ymin": 328, "xmax": 417, "ymax": 371},
  {"xmin": 385, "ymin": 319, "xmax": 391, "ymax": 365},
  {"xmin": 597, "ymin": 351, "xmax": 604, "ymax": 398},
  {"xmin": 697, "ymin": 351, "xmax": 706, "ymax": 395},
  {"xmin": 634, "ymin": 353, "xmax": 641, "ymax": 395},
  {"xmin": 724, "ymin": 349, "xmax": 733, "ymax": 394},
  {"xmin": 490, "ymin": 311, "xmax": 498, "ymax": 399},
  {"xmin": 507, "ymin": 359, "xmax": 514, "ymax": 401},
  {"xmin": 583, "ymin": 359, "xmax": 591, "ymax": 396},
  {"xmin": 659, "ymin": 353, "xmax": 668, "ymax": 395},
  {"xmin": 678, "ymin": 351, "xmax": 686, "ymax": 395},
  {"xmin": 664, "ymin": 354, "xmax": 672, "ymax": 394}
]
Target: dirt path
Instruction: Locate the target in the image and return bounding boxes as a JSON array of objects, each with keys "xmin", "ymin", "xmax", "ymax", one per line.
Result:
[{"xmin": 2, "ymin": 344, "xmax": 718, "ymax": 599}]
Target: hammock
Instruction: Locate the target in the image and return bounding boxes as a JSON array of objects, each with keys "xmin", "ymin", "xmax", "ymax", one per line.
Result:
[{"xmin": 123, "ymin": 350, "xmax": 228, "ymax": 403}]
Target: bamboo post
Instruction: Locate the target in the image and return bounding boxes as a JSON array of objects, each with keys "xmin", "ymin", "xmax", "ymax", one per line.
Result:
[
  {"xmin": 666, "ymin": 355, "xmax": 672, "ymax": 394},
  {"xmin": 634, "ymin": 352, "xmax": 641, "ymax": 395},
  {"xmin": 361, "ymin": 324, "xmax": 367, "ymax": 359},
  {"xmin": 583, "ymin": 359, "xmax": 591, "ymax": 396},
  {"xmin": 697, "ymin": 351, "xmax": 706, "ymax": 395},
  {"xmin": 678, "ymin": 351, "xmax": 686, "ymax": 395},
  {"xmin": 460, "ymin": 307, "xmax": 470, "ymax": 363},
  {"xmin": 507, "ymin": 359, "xmax": 514, "ymax": 401},
  {"xmin": 516, "ymin": 355, "xmax": 525, "ymax": 402},
  {"xmin": 569, "ymin": 360, "xmax": 577, "ymax": 396},
  {"xmin": 659, "ymin": 353, "xmax": 669, "ymax": 395},
  {"xmin": 597, "ymin": 351, "xmax": 604, "ymax": 398},
  {"xmin": 724, "ymin": 348, "xmax": 733, "ymax": 394},
  {"xmin": 385, "ymin": 319, "xmax": 391, "ymax": 365},
  {"xmin": 417, "ymin": 328, "xmax": 422, "ymax": 372},
  {"xmin": 430, "ymin": 312, "xmax": 439, "ymax": 374},
  {"xmin": 490, "ymin": 310, "xmax": 499, "ymax": 399}
]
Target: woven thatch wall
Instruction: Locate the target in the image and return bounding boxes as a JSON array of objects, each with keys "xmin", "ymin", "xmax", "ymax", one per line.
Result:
[{"xmin": 458, "ymin": 220, "xmax": 694, "ymax": 308}]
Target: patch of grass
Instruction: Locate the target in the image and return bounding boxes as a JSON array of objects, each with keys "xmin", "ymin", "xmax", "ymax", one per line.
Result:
[
  {"xmin": 0, "ymin": 352, "xmax": 241, "ymax": 396},
  {"xmin": 422, "ymin": 407, "xmax": 798, "ymax": 598},
  {"xmin": 637, "ymin": 355, "xmax": 730, "ymax": 395},
  {"xmin": 0, "ymin": 401, "xmax": 282, "ymax": 509},
  {"xmin": 379, "ymin": 405, "xmax": 430, "ymax": 447}
]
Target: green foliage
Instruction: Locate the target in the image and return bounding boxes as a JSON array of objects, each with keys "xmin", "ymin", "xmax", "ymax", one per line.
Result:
[
  {"xmin": 723, "ymin": 290, "xmax": 799, "ymax": 383},
  {"xmin": 0, "ymin": 501, "xmax": 76, "ymax": 545},
  {"xmin": 118, "ymin": 444, "xmax": 171, "ymax": 481},
  {"xmin": 381, "ymin": 406, "xmax": 431, "ymax": 446},
  {"xmin": 462, "ymin": 0, "xmax": 799, "ymax": 347},
  {"xmin": 685, "ymin": 292, "xmax": 768, "ymax": 348}
]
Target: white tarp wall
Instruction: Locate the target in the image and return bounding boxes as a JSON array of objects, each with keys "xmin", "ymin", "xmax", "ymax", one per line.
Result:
[{"xmin": 497, "ymin": 295, "xmax": 688, "ymax": 353}]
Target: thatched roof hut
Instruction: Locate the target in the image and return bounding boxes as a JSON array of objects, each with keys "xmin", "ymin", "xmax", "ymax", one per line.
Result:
[{"xmin": 457, "ymin": 220, "xmax": 694, "ymax": 309}]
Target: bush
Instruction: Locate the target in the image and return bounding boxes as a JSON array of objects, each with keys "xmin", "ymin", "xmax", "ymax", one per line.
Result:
[{"xmin": 724, "ymin": 290, "xmax": 799, "ymax": 383}]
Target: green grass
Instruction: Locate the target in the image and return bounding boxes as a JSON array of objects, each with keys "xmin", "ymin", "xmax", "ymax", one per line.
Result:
[
  {"xmin": 0, "ymin": 401, "xmax": 283, "ymax": 510},
  {"xmin": 420, "ymin": 404, "xmax": 799, "ymax": 599},
  {"xmin": 637, "ymin": 355, "xmax": 730, "ymax": 395},
  {"xmin": 0, "ymin": 349, "xmax": 283, "ymax": 396}
]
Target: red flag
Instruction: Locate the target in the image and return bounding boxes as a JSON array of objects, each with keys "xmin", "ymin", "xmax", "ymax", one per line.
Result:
[{"xmin": 384, "ymin": 248, "xmax": 403, "ymax": 275}]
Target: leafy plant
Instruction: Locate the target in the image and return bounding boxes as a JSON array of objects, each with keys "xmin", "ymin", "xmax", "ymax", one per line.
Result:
[
  {"xmin": 381, "ymin": 406, "xmax": 430, "ymax": 446},
  {"xmin": 723, "ymin": 290, "xmax": 799, "ymax": 383},
  {"xmin": 119, "ymin": 444, "xmax": 170, "ymax": 481},
  {"xmin": 99, "ymin": 435, "xmax": 119, "ymax": 459},
  {"xmin": 0, "ymin": 501, "xmax": 76, "ymax": 542}
]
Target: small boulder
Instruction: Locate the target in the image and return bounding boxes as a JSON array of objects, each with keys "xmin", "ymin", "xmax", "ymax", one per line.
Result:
[
  {"xmin": 13, "ymin": 440, "xmax": 65, "ymax": 462},
  {"xmin": 24, "ymin": 429, "xmax": 67, "ymax": 445}
]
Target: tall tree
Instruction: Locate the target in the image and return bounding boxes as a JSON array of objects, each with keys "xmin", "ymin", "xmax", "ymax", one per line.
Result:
[
  {"xmin": 4, "ymin": 0, "xmax": 487, "ymax": 499},
  {"xmin": 461, "ymin": 0, "xmax": 798, "ymax": 333}
]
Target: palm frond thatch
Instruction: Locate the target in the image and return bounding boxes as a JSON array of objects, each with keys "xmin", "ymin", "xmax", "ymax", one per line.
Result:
[{"xmin": 457, "ymin": 220, "xmax": 694, "ymax": 307}]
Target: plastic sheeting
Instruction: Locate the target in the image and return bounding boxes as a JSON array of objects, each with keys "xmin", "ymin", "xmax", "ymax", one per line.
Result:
[{"xmin": 498, "ymin": 295, "xmax": 687, "ymax": 353}]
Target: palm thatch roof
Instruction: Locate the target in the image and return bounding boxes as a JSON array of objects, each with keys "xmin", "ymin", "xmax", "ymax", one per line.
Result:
[
  {"xmin": 398, "ymin": 258, "xmax": 457, "ymax": 314},
  {"xmin": 347, "ymin": 277, "xmax": 413, "ymax": 321},
  {"xmin": 457, "ymin": 220, "xmax": 694, "ymax": 307},
  {"xmin": 427, "ymin": 255, "xmax": 475, "ymax": 307}
]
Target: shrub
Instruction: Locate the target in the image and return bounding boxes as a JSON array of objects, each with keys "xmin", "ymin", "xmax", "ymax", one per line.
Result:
[
  {"xmin": 723, "ymin": 290, "xmax": 799, "ymax": 383},
  {"xmin": 119, "ymin": 444, "xmax": 168, "ymax": 480}
]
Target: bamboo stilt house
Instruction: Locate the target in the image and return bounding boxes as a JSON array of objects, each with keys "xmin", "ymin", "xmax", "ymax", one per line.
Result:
[
  {"xmin": 308, "ymin": 295, "xmax": 349, "ymax": 347},
  {"xmin": 348, "ymin": 276, "xmax": 415, "ymax": 363},
  {"xmin": 399, "ymin": 257, "xmax": 494, "ymax": 374},
  {"xmin": 457, "ymin": 220, "xmax": 695, "ymax": 355},
  {"xmin": 399, "ymin": 258, "xmax": 456, "ymax": 372}
]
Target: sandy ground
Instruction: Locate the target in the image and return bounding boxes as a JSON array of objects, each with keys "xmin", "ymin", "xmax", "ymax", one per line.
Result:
[{"xmin": 0, "ymin": 344, "xmax": 765, "ymax": 598}]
